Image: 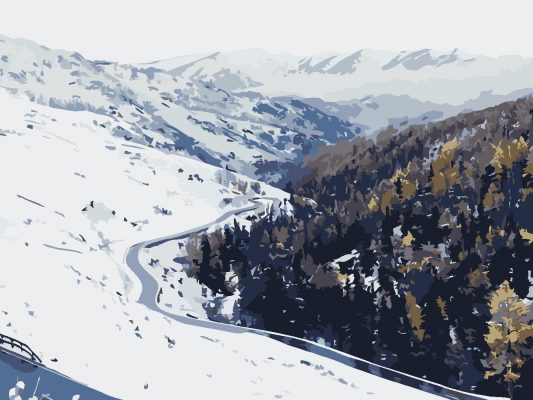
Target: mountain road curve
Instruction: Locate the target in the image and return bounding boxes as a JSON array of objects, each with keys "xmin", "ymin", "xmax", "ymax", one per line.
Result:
[{"xmin": 123, "ymin": 197, "xmax": 501, "ymax": 400}]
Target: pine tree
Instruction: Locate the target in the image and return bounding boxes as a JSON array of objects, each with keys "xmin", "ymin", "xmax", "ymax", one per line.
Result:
[{"xmin": 483, "ymin": 281, "xmax": 533, "ymax": 398}]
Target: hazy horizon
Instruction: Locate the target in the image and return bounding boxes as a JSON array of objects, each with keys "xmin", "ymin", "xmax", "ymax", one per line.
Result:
[{"xmin": 2, "ymin": 0, "xmax": 533, "ymax": 63}]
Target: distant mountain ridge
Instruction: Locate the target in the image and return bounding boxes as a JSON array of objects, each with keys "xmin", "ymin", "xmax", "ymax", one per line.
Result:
[
  {"xmin": 1, "ymin": 33, "xmax": 533, "ymax": 186},
  {"xmin": 147, "ymin": 48, "xmax": 533, "ymax": 104}
]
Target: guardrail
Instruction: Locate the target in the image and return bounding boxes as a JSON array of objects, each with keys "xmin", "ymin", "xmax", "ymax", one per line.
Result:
[{"xmin": 0, "ymin": 333, "xmax": 42, "ymax": 363}]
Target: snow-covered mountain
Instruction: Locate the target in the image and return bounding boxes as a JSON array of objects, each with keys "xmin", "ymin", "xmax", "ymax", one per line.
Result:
[
  {"xmin": 0, "ymin": 35, "xmax": 365, "ymax": 184},
  {"xmin": 2, "ymin": 34, "xmax": 533, "ymax": 187},
  {"xmin": 147, "ymin": 48, "xmax": 533, "ymax": 104}
]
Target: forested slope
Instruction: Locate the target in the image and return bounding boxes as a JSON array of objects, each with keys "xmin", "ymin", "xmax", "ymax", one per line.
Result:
[{"xmin": 188, "ymin": 97, "xmax": 533, "ymax": 399}]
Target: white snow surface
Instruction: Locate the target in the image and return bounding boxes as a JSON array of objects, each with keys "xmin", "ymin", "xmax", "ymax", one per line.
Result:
[{"xmin": 0, "ymin": 88, "xmax": 447, "ymax": 399}]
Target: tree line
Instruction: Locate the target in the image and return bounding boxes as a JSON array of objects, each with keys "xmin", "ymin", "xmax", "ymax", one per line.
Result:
[{"xmin": 186, "ymin": 97, "xmax": 533, "ymax": 399}]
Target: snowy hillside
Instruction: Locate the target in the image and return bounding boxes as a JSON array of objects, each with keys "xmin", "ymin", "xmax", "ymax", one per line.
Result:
[
  {"xmin": 2, "ymin": 34, "xmax": 532, "ymax": 188},
  {"xmin": 0, "ymin": 34, "xmax": 366, "ymax": 184},
  {"xmin": 0, "ymin": 88, "xmax": 456, "ymax": 399},
  {"xmin": 148, "ymin": 48, "xmax": 533, "ymax": 104}
]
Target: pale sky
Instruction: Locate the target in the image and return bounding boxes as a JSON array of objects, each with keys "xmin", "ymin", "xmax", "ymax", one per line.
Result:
[{"xmin": 1, "ymin": 0, "xmax": 531, "ymax": 63}]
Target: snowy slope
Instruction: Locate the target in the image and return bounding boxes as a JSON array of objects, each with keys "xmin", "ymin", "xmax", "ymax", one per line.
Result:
[
  {"xmin": 0, "ymin": 34, "xmax": 365, "ymax": 184},
  {"xmin": 0, "ymin": 88, "xmax": 452, "ymax": 399}
]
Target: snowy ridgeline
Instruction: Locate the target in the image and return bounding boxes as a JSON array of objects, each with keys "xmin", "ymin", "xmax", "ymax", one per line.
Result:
[
  {"xmin": 2, "ymin": 34, "xmax": 533, "ymax": 189},
  {"xmin": 147, "ymin": 48, "xmax": 533, "ymax": 104},
  {"xmin": 0, "ymin": 88, "xmax": 454, "ymax": 399},
  {"xmin": 0, "ymin": 34, "xmax": 367, "ymax": 185}
]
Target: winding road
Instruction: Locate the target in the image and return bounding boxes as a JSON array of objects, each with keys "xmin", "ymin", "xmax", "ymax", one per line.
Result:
[{"xmin": 123, "ymin": 198, "xmax": 495, "ymax": 400}]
